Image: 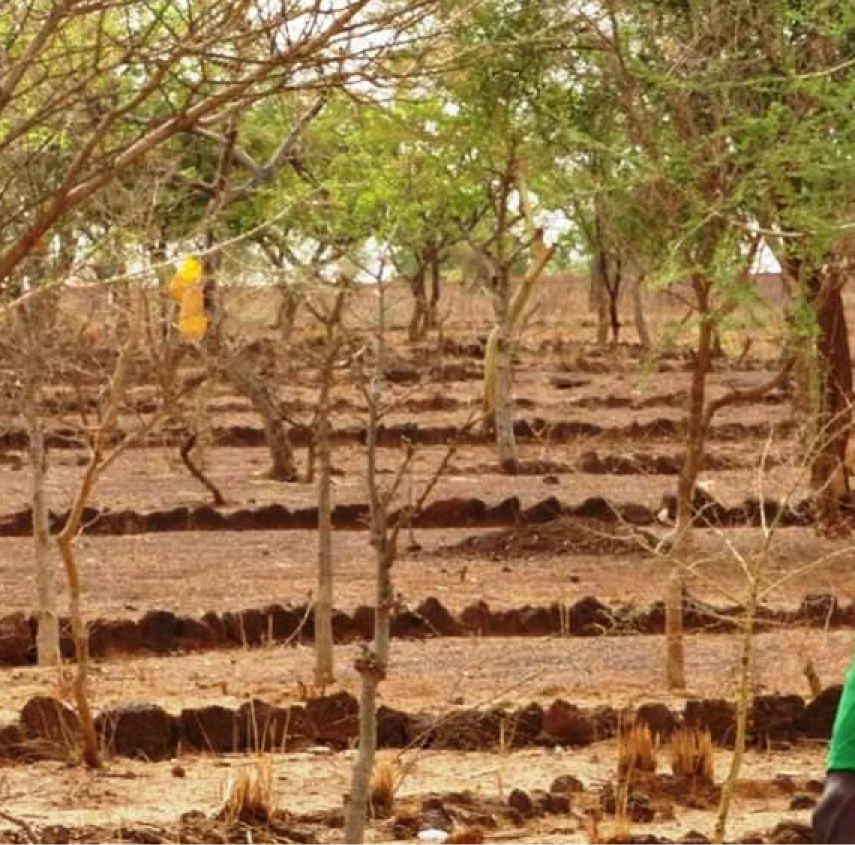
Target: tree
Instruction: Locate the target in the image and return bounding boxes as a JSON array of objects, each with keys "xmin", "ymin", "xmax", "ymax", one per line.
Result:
[
  {"xmin": 343, "ymin": 264, "xmax": 464, "ymax": 842},
  {"xmin": 303, "ymin": 277, "xmax": 352, "ymax": 688},
  {"xmin": 0, "ymin": 0, "xmax": 384, "ymax": 300},
  {"xmin": 566, "ymin": 0, "xmax": 831, "ymax": 688},
  {"xmin": 447, "ymin": 0, "xmax": 563, "ymax": 472}
]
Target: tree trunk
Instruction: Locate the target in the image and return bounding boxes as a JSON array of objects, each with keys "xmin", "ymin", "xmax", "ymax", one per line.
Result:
[
  {"xmin": 277, "ymin": 285, "xmax": 300, "ymax": 345},
  {"xmin": 668, "ymin": 281, "xmax": 714, "ymax": 691},
  {"xmin": 57, "ymin": 435, "xmax": 116, "ymax": 769},
  {"xmin": 599, "ymin": 248, "xmax": 622, "ymax": 345},
  {"xmin": 191, "ymin": 376, "xmax": 214, "ymax": 470},
  {"xmin": 594, "ymin": 273, "xmax": 609, "ymax": 346},
  {"xmin": 607, "ymin": 281, "xmax": 621, "ymax": 345},
  {"xmin": 493, "ymin": 268, "xmax": 518, "ymax": 473},
  {"xmin": 343, "ymin": 655, "xmax": 382, "ymax": 843},
  {"xmin": 314, "ymin": 375, "xmax": 335, "ymax": 688},
  {"xmin": 58, "ymin": 529, "xmax": 100, "ymax": 767},
  {"xmin": 407, "ymin": 265, "xmax": 427, "ymax": 342},
  {"xmin": 633, "ymin": 275, "xmax": 652, "ymax": 350},
  {"xmin": 344, "ymin": 331, "xmax": 392, "ymax": 842},
  {"xmin": 808, "ymin": 269, "xmax": 853, "ymax": 525},
  {"xmin": 427, "ymin": 250, "xmax": 441, "ymax": 330},
  {"xmin": 26, "ymin": 386, "xmax": 60, "ymax": 667},
  {"xmin": 225, "ymin": 364, "xmax": 298, "ymax": 482},
  {"xmin": 713, "ymin": 576, "xmax": 758, "ymax": 843},
  {"xmin": 664, "ymin": 571, "xmax": 686, "ymax": 692}
]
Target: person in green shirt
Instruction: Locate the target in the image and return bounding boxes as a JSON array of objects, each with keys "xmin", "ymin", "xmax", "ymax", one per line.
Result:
[{"xmin": 814, "ymin": 665, "xmax": 855, "ymax": 842}]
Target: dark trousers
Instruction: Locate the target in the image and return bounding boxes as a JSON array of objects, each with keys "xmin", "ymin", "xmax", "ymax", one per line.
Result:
[{"xmin": 814, "ymin": 772, "xmax": 855, "ymax": 843}]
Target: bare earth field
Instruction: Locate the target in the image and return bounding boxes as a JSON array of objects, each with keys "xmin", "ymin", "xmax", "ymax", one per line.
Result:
[{"xmin": 1, "ymin": 280, "xmax": 853, "ymax": 843}]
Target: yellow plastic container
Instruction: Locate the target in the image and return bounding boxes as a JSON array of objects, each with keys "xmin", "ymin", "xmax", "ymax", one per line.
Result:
[
  {"xmin": 169, "ymin": 256, "xmax": 203, "ymax": 301},
  {"xmin": 178, "ymin": 285, "xmax": 208, "ymax": 341}
]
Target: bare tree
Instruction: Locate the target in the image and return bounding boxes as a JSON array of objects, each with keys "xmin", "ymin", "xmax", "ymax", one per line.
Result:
[
  {"xmin": 50, "ymin": 284, "xmax": 192, "ymax": 767},
  {"xmin": 479, "ymin": 154, "xmax": 555, "ymax": 473},
  {"xmin": 303, "ymin": 278, "xmax": 352, "ymax": 688},
  {"xmin": 343, "ymin": 268, "xmax": 467, "ymax": 842},
  {"xmin": 19, "ymin": 298, "xmax": 60, "ymax": 666}
]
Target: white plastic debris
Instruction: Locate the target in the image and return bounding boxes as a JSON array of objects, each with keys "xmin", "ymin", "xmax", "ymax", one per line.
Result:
[{"xmin": 418, "ymin": 829, "xmax": 448, "ymax": 843}]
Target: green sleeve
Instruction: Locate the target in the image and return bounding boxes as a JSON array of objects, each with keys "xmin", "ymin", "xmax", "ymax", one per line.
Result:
[{"xmin": 828, "ymin": 658, "xmax": 855, "ymax": 771}]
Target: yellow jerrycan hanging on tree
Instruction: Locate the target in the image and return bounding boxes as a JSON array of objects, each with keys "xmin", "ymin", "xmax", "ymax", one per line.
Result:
[{"xmin": 169, "ymin": 256, "xmax": 208, "ymax": 341}]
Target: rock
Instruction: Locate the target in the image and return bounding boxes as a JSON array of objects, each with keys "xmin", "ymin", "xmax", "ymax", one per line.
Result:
[
  {"xmin": 377, "ymin": 706, "xmax": 413, "ymax": 748},
  {"xmin": 577, "ymin": 451, "xmax": 605, "ymax": 473},
  {"xmin": 510, "ymin": 703, "xmax": 543, "ymax": 746},
  {"xmin": 543, "ymin": 700, "xmax": 595, "ymax": 746},
  {"xmin": 635, "ymin": 702, "xmax": 679, "ymax": 739},
  {"xmin": 238, "ymin": 699, "xmax": 308, "ymax": 750},
  {"xmin": 520, "ymin": 606, "xmax": 559, "ymax": 636},
  {"xmin": 0, "ymin": 612, "xmax": 32, "ymax": 666},
  {"xmin": 767, "ymin": 821, "xmax": 814, "ymax": 844},
  {"xmin": 391, "ymin": 609, "xmax": 431, "ymax": 638},
  {"xmin": 550, "ymin": 774, "xmax": 584, "ymax": 795},
  {"xmin": 589, "ymin": 705, "xmax": 619, "ymax": 740},
  {"xmin": 89, "ymin": 619, "xmax": 141, "ymax": 658},
  {"xmin": 420, "ymin": 797, "xmax": 454, "ymax": 832},
  {"xmin": 138, "ymin": 610, "xmax": 177, "ymax": 653},
  {"xmin": 684, "ymin": 698, "xmax": 736, "ymax": 745},
  {"xmin": 545, "ymin": 790, "xmax": 571, "ymax": 813},
  {"xmin": 460, "ymin": 601, "xmax": 492, "ymax": 634},
  {"xmin": 800, "ymin": 685, "xmax": 843, "ymax": 739},
  {"xmin": 773, "ymin": 773, "xmax": 797, "ymax": 793},
  {"xmin": 180, "ymin": 705, "xmax": 240, "ymax": 753},
  {"xmin": 416, "ymin": 498, "xmax": 486, "ymax": 528},
  {"xmin": 682, "ymin": 831, "xmax": 710, "ymax": 844},
  {"xmin": 522, "ymin": 496, "xmax": 562, "ymax": 524},
  {"xmin": 416, "ymin": 598, "xmax": 461, "ymax": 636},
  {"xmin": 57, "ymin": 618, "xmax": 75, "ymax": 660},
  {"xmin": 788, "ymin": 794, "xmax": 816, "ymax": 810},
  {"xmin": 305, "ymin": 691, "xmax": 358, "ymax": 747},
  {"xmin": 600, "ymin": 784, "xmax": 655, "ymax": 823},
  {"xmin": 261, "ymin": 603, "xmax": 301, "ymax": 642},
  {"xmin": 352, "ymin": 605, "xmax": 375, "ymax": 639},
  {"xmin": 201, "ymin": 611, "xmax": 226, "ymax": 641},
  {"xmin": 221, "ymin": 609, "xmax": 267, "ymax": 646},
  {"xmin": 529, "ymin": 789, "xmax": 552, "ymax": 816},
  {"xmin": 172, "ymin": 764, "xmax": 186, "ymax": 778},
  {"xmin": 331, "ymin": 610, "xmax": 357, "ymax": 642},
  {"xmin": 96, "ymin": 704, "xmax": 178, "ymax": 761},
  {"xmin": 490, "ymin": 609, "xmax": 524, "ymax": 636},
  {"xmin": 629, "ymin": 795, "xmax": 656, "ymax": 824},
  {"xmin": 751, "ymin": 694, "xmax": 805, "ymax": 745},
  {"xmin": 174, "ymin": 616, "xmax": 219, "ymax": 649},
  {"xmin": 20, "ymin": 696, "xmax": 80, "ymax": 754},
  {"xmin": 392, "ymin": 811, "xmax": 421, "ymax": 839},
  {"xmin": 654, "ymin": 455, "xmax": 681, "ymax": 475},
  {"xmin": 431, "ymin": 709, "xmax": 504, "ymax": 750},
  {"xmin": 567, "ymin": 597, "xmax": 612, "ymax": 636},
  {"xmin": 0, "ymin": 724, "xmax": 26, "ymax": 759},
  {"xmin": 507, "ymin": 789, "xmax": 534, "ymax": 818},
  {"xmin": 385, "ymin": 362, "xmax": 420, "ymax": 384}
]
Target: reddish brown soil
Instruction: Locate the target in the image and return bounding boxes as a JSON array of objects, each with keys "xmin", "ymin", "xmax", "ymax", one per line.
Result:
[{"xmin": 2, "ymin": 281, "xmax": 853, "ymax": 843}]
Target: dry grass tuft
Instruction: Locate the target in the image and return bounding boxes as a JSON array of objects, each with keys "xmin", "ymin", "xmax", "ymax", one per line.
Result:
[
  {"xmin": 617, "ymin": 722, "xmax": 657, "ymax": 779},
  {"xmin": 447, "ymin": 826, "xmax": 486, "ymax": 844},
  {"xmin": 369, "ymin": 758, "xmax": 400, "ymax": 819},
  {"xmin": 670, "ymin": 727, "xmax": 715, "ymax": 783},
  {"xmin": 218, "ymin": 758, "xmax": 278, "ymax": 824}
]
